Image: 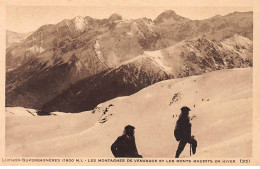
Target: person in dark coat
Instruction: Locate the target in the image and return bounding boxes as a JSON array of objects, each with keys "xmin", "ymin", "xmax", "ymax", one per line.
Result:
[
  {"xmin": 175, "ymin": 106, "xmax": 197, "ymax": 158},
  {"xmin": 111, "ymin": 125, "xmax": 142, "ymax": 158}
]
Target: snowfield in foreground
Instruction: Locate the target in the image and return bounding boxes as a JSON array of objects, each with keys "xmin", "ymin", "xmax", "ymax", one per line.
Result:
[{"xmin": 5, "ymin": 68, "xmax": 252, "ymax": 158}]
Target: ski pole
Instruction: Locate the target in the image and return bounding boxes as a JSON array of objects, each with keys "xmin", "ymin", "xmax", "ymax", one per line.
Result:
[{"xmin": 190, "ymin": 143, "xmax": 191, "ymax": 156}]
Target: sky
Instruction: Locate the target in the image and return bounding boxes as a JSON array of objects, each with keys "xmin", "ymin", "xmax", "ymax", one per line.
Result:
[{"xmin": 6, "ymin": 6, "xmax": 253, "ymax": 33}]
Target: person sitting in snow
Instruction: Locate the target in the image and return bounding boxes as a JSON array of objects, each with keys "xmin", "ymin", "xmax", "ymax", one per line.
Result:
[
  {"xmin": 174, "ymin": 106, "xmax": 197, "ymax": 158},
  {"xmin": 111, "ymin": 125, "xmax": 142, "ymax": 158}
]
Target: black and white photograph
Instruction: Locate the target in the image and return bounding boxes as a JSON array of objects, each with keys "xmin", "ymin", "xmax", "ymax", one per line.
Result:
[{"xmin": 1, "ymin": 0, "xmax": 260, "ymax": 166}]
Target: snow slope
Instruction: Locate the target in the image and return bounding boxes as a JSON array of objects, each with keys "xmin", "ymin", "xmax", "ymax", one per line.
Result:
[
  {"xmin": 5, "ymin": 107, "xmax": 38, "ymax": 117},
  {"xmin": 5, "ymin": 68, "xmax": 252, "ymax": 158}
]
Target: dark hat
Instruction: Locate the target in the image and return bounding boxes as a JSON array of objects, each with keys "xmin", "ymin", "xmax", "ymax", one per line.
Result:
[
  {"xmin": 125, "ymin": 125, "xmax": 135, "ymax": 131},
  {"xmin": 181, "ymin": 106, "xmax": 191, "ymax": 111}
]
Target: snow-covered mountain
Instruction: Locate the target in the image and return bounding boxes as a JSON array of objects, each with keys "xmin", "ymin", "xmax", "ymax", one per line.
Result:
[
  {"xmin": 6, "ymin": 10, "xmax": 252, "ymax": 72},
  {"xmin": 5, "ymin": 10, "xmax": 253, "ymax": 112},
  {"xmin": 6, "ymin": 68, "xmax": 252, "ymax": 157},
  {"xmin": 41, "ymin": 54, "xmax": 173, "ymax": 113},
  {"xmin": 153, "ymin": 11, "xmax": 253, "ymax": 47},
  {"xmin": 40, "ymin": 34, "xmax": 252, "ymax": 113}
]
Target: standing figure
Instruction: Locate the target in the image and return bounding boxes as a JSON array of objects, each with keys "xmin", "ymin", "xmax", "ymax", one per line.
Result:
[
  {"xmin": 111, "ymin": 125, "xmax": 142, "ymax": 158},
  {"xmin": 174, "ymin": 106, "xmax": 197, "ymax": 158}
]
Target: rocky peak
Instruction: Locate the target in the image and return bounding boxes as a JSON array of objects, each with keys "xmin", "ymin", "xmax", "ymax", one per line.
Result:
[
  {"xmin": 73, "ymin": 16, "xmax": 86, "ymax": 31},
  {"xmin": 108, "ymin": 13, "xmax": 123, "ymax": 21},
  {"xmin": 73, "ymin": 16, "xmax": 84, "ymax": 22},
  {"xmin": 161, "ymin": 10, "xmax": 177, "ymax": 16},
  {"xmin": 154, "ymin": 10, "xmax": 186, "ymax": 24},
  {"xmin": 84, "ymin": 16, "xmax": 94, "ymax": 21}
]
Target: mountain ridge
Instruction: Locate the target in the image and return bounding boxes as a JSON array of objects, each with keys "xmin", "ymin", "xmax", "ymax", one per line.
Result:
[
  {"xmin": 6, "ymin": 10, "xmax": 253, "ymax": 112},
  {"xmin": 40, "ymin": 34, "xmax": 252, "ymax": 113}
]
